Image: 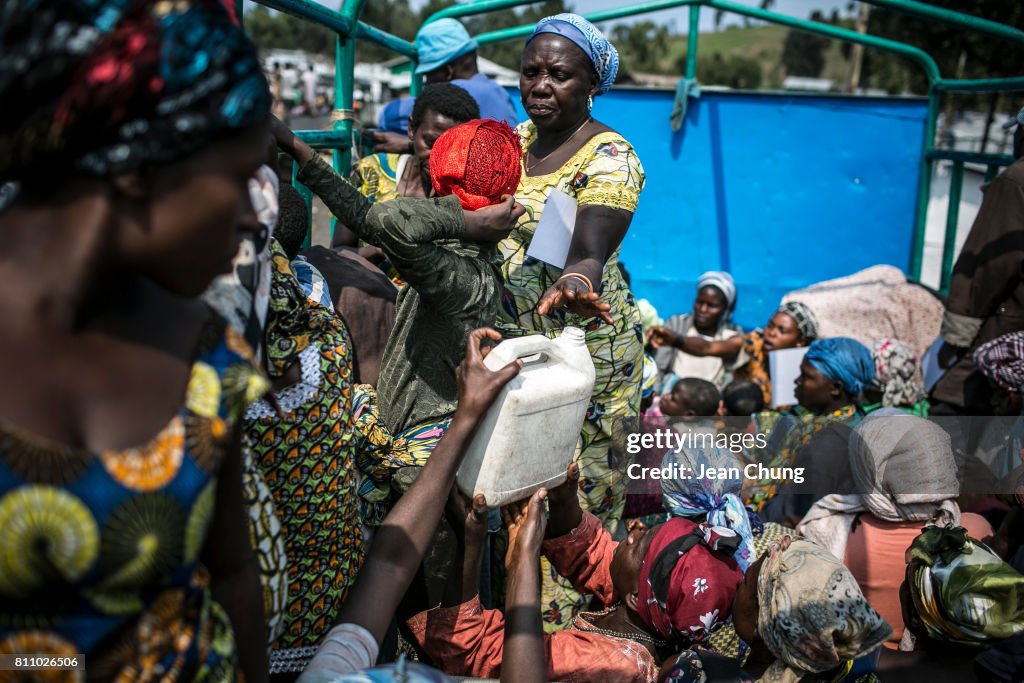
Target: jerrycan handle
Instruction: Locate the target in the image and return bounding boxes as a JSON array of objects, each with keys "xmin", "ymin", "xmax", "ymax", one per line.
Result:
[{"xmin": 482, "ymin": 335, "xmax": 556, "ymax": 371}]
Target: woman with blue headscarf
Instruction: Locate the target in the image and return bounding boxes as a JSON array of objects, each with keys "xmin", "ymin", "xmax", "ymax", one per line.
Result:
[
  {"xmin": 497, "ymin": 13, "xmax": 646, "ymax": 628},
  {"xmin": 747, "ymin": 337, "xmax": 875, "ymax": 524}
]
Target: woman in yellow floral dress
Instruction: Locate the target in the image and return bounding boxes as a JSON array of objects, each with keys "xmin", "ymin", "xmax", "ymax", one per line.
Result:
[{"xmin": 499, "ymin": 14, "xmax": 645, "ymax": 628}]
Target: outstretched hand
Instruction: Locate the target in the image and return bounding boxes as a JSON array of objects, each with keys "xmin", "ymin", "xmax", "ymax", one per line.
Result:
[
  {"xmin": 503, "ymin": 488, "xmax": 549, "ymax": 569},
  {"xmin": 646, "ymin": 325, "xmax": 679, "ymax": 349},
  {"xmin": 455, "ymin": 328, "xmax": 522, "ymax": 422},
  {"xmin": 462, "ymin": 195, "xmax": 526, "ymax": 244},
  {"xmin": 372, "ymin": 130, "xmax": 411, "ymax": 155},
  {"xmin": 537, "ymin": 277, "xmax": 613, "ymax": 325}
]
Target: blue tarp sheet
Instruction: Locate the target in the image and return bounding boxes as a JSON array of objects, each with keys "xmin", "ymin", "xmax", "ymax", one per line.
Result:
[{"xmin": 508, "ymin": 88, "xmax": 929, "ymax": 330}]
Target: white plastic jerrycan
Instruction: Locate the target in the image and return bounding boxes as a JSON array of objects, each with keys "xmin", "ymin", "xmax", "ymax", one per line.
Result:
[{"xmin": 457, "ymin": 326, "xmax": 596, "ymax": 507}]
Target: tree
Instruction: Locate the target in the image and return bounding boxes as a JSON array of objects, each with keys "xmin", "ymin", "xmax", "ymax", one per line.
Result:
[
  {"xmin": 612, "ymin": 21, "xmax": 670, "ymax": 73},
  {"xmin": 695, "ymin": 53, "xmax": 762, "ymax": 90},
  {"xmin": 244, "ymin": 5, "xmax": 336, "ymax": 55},
  {"xmin": 780, "ymin": 11, "xmax": 831, "ymax": 77}
]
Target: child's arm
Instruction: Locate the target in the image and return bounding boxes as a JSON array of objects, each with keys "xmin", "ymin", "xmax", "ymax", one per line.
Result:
[
  {"xmin": 541, "ymin": 464, "xmax": 620, "ymax": 605},
  {"xmin": 502, "ymin": 490, "xmax": 549, "ymax": 683},
  {"xmin": 275, "ymin": 119, "xmax": 522, "ymax": 314}
]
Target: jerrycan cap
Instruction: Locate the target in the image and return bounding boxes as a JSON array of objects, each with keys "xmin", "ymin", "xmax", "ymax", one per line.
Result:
[{"xmin": 561, "ymin": 327, "xmax": 586, "ymax": 344}]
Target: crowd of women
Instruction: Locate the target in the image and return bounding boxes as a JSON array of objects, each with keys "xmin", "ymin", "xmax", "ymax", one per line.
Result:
[{"xmin": 2, "ymin": 1, "xmax": 1024, "ymax": 682}]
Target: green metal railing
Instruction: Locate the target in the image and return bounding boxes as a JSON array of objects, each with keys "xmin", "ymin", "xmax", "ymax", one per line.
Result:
[{"xmin": 244, "ymin": 0, "xmax": 1024, "ymax": 289}]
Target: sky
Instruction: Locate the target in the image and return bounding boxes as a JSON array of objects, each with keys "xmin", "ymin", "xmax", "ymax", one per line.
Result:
[{"xmin": 406, "ymin": 0, "xmax": 851, "ymax": 32}]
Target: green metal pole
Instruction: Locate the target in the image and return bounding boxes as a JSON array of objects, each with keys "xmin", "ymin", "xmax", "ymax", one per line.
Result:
[
  {"xmin": 860, "ymin": 0, "xmax": 1024, "ymax": 45},
  {"xmin": 909, "ymin": 91, "xmax": 938, "ymax": 281},
  {"xmin": 426, "ymin": 0, "xmax": 542, "ymax": 25},
  {"xmin": 685, "ymin": 5, "xmax": 699, "ymax": 79},
  {"xmin": 933, "ymin": 77, "xmax": 1024, "ymax": 93},
  {"xmin": 939, "ymin": 160, "xmax": 964, "ymax": 294},
  {"xmin": 985, "ymin": 165, "xmax": 1001, "ymax": 183},
  {"xmin": 259, "ymin": 0, "xmax": 350, "ymax": 33}
]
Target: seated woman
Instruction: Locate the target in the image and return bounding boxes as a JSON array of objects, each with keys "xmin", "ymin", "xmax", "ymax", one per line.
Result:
[
  {"xmin": 649, "ymin": 301, "xmax": 818, "ymax": 404},
  {"xmin": 666, "ymin": 536, "xmax": 892, "ymax": 682},
  {"xmin": 798, "ymin": 412, "xmax": 993, "ymax": 650},
  {"xmin": 660, "ymin": 442, "xmax": 796, "ymax": 662},
  {"xmin": 863, "ymin": 338, "xmax": 928, "ymax": 416},
  {"xmin": 651, "ymin": 271, "xmax": 742, "ymax": 391},
  {"xmin": 0, "ymin": 0, "xmax": 272, "ymax": 677},
  {"xmin": 747, "ymin": 337, "xmax": 875, "ymax": 522},
  {"xmin": 409, "ymin": 465, "xmax": 744, "ymax": 682},
  {"xmin": 880, "ymin": 524, "xmax": 1024, "ymax": 680}
]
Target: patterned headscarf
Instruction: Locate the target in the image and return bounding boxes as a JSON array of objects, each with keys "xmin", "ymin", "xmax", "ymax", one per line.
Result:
[
  {"xmin": 907, "ymin": 525, "xmax": 1024, "ymax": 646},
  {"xmin": 0, "ymin": 0, "xmax": 269, "ymax": 182},
  {"xmin": 641, "ymin": 354, "xmax": 658, "ymax": 399},
  {"xmin": 635, "ymin": 517, "xmax": 744, "ymax": 644},
  {"xmin": 974, "ymin": 331, "xmax": 1024, "ymax": 393},
  {"xmin": 203, "ymin": 164, "xmax": 278, "ymax": 364},
  {"xmin": 776, "ymin": 301, "xmax": 819, "ymax": 342},
  {"xmin": 798, "ymin": 411, "xmax": 960, "ymax": 561},
  {"xmin": 871, "ymin": 338, "xmax": 924, "ymax": 407},
  {"xmin": 757, "ymin": 538, "xmax": 892, "ymax": 683},
  {"xmin": 697, "ymin": 270, "xmax": 737, "ymax": 312},
  {"xmin": 264, "ymin": 239, "xmax": 344, "ymax": 377},
  {"xmin": 528, "ymin": 14, "xmax": 619, "ymax": 95},
  {"xmin": 429, "ymin": 119, "xmax": 521, "ymax": 210},
  {"xmin": 660, "ymin": 444, "xmax": 758, "ymax": 571},
  {"xmin": 805, "ymin": 337, "xmax": 875, "ymax": 396}
]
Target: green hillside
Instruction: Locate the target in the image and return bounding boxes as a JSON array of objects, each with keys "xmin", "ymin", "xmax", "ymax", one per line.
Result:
[{"xmin": 626, "ymin": 23, "xmax": 854, "ymax": 90}]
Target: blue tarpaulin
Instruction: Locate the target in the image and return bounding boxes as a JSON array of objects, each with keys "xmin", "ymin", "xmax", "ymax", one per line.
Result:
[{"xmin": 508, "ymin": 88, "xmax": 929, "ymax": 330}]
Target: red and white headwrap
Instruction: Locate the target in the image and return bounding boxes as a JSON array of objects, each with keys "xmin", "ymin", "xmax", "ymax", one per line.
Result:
[
  {"xmin": 429, "ymin": 119, "xmax": 522, "ymax": 210},
  {"xmin": 974, "ymin": 331, "xmax": 1024, "ymax": 393},
  {"xmin": 635, "ymin": 517, "xmax": 744, "ymax": 644}
]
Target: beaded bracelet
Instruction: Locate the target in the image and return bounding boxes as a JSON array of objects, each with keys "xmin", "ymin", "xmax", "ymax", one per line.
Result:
[{"xmin": 558, "ymin": 271, "xmax": 594, "ymax": 293}]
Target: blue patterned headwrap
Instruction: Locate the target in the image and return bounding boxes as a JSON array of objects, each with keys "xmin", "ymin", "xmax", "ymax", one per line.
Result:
[
  {"xmin": 0, "ymin": 0, "xmax": 270, "ymax": 181},
  {"xmin": 805, "ymin": 337, "xmax": 875, "ymax": 396},
  {"xmin": 660, "ymin": 443, "xmax": 758, "ymax": 571},
  {"xmin": 527, "ymin": 13, "xmax": 619, "ymax": 95}
]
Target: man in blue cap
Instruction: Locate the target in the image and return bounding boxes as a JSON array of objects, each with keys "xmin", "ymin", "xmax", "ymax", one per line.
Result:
[
  {"xmin": 416, "ymin": 18, "xmax": 518, "ymax": 125},
  {"xmin": 374, "ymin": 18, "xmax": 518, "ymax": 153}
]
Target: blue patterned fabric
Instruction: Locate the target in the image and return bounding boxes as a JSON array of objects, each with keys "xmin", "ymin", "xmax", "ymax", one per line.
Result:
[
  {"xmin": 660, "ymin": 442, "xmax": 758, "ymax": 571},
  {"xmin": 292, "ymin": 256, "xmax": 334, "ymax": 311},
  {"xmin": 805, "ymin": 337, "xmax": 876, "ymax": 396},
  {"xmin": 528, "ymin": 13, "xmax": 619, "ymax": 95}
]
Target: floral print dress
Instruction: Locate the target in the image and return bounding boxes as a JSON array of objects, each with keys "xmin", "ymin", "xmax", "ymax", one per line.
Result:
[
  {"xmin": 0, "ymin": 319, "xmax": 268, "ymax": 681},
  {"xmin": 499, "ymin": 122, "xmax": 645, "ymax": 629}
]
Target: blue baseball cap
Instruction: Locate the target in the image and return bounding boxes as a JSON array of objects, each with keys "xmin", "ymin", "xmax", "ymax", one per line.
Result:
[
  {"xmin": 378, "ymin": 97, "xmax": 414, "ymax": 134},
  {"xmin": 415, "ymin": 19, "xmax": 478, "ymax": 75}
]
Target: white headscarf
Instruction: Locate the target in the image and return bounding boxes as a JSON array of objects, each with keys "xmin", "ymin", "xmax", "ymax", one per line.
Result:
[{"xmin": 697, "ymin": 270, "xmax": 736, "ymax": 312}]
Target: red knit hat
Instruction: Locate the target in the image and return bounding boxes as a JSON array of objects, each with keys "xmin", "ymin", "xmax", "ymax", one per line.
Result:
[
  {"xmin": 635, "ymin": 517, "xmax": 744, "ymax": 644},
  {"xmin": 429, "ymin": 119, "xmax": 522, "ymax": 210}
]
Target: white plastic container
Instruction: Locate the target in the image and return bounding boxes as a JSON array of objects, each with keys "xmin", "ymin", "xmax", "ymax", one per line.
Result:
[{"xmin": 457, "ymin": 327, "xmax": 596, "ymax": 506}]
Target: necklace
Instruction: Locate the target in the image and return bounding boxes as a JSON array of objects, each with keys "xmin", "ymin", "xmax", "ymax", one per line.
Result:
[
  {"xmin": 572, "ymin": 606, "xmax": 668, "ymax": 647},
  {"xmin": 524, "ymin": 116, "xmax": 592, "ymax": 173}
]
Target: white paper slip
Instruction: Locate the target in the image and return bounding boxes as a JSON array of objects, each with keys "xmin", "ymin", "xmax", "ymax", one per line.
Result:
[
  {"xmin": 769, "ymin": 346, "xmax": 809, "ymax": 408},
  {"xmin": 526, "ymin": 188, "xmax": 577, "ymax": 268}
]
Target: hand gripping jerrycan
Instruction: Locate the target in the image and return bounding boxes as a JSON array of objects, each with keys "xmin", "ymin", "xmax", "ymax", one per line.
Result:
[{"xmin": 457, "ymin": 327, "xmax": 596, "ymax": 507}]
